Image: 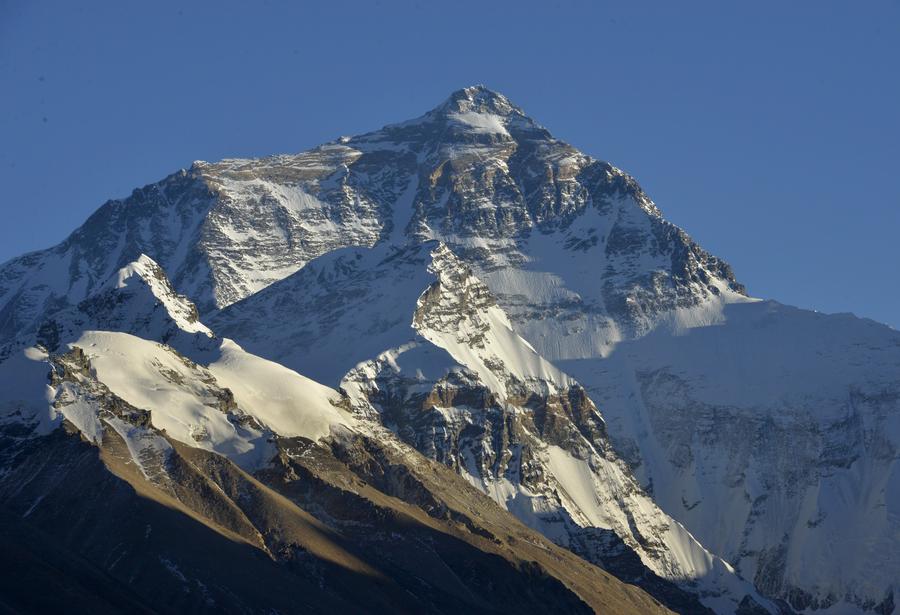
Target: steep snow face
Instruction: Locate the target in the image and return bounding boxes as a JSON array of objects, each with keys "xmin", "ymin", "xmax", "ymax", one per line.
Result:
[
  {"xmin": 102, "ymin": 254, "xmax": 212, "ymax": 337},
  {"xmin": 560, "ymin": 300, "xmax": 900, "ymax": 613},
  {"xmin": 447, "ymin": 111, "xmax": 511, "ymax": 136},
  {"xmin": 211, "ymin": 243, "xmax": 436, "ymax": 386},
  {"xmin": 71, "ymin": 254, "xmax": 214, "ymax": 346},
  {"xmin": 478, "ymin": 189, "xmax": 753, "ymax": 360}
]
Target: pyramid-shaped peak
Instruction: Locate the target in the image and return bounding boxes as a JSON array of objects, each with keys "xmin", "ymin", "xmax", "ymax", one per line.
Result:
[
  {"xmin": 356, "ymin": 85, "xmax": 547, "ymax": 142},
  {"xmin": 437, "ymin": 85, "xmax": 520, "ymax": 117},
  {"xmin": 93, "ymin": 254, "xmax": 212, "ymax": 338}
]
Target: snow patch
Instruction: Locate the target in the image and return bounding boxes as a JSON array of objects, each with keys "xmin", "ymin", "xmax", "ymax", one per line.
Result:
[
  {"xmin": 448, "ymin": 111, "xmax": 510, "ymax": 136},
  {"xmin": 208, "ymin": 338, "xmax": 353, "ymax": 441}
]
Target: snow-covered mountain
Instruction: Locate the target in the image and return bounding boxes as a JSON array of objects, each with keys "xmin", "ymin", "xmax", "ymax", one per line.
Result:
[
  {"xmin": 1, "ymin": 85, "xmax": 897, "ymax": 614},
  {"xmin": 210, "ymin": 239, "xmax": 771, "ymax": 613},
  {"xmin": 559, "ymin": 301, "xmax": 900, "ymax": 614},
  {"xmin": 0, "ymin": 255, "xmax": 671, "ymax": 614}
]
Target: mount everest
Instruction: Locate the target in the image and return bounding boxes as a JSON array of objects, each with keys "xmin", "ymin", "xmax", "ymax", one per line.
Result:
[{"xmin": 1, "ymin": 86, "xmax": 896, "ymax": 615}]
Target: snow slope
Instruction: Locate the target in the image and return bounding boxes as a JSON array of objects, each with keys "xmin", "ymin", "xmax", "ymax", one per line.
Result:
[
  {"xmin": 68, "ymin": 331, "xmax": 352, "ymax": 470},
  {"xmin": 559, "ymin": 300, "xmax": 900, "ymax": 613},
  {"xmin": 0, "ymin": 346, "xmax": 59, "ymax": 438},
  {"xmin": 207, "ymin": 338, "xmax": 352, "ymax": 442},
  {"xmin": 0, "ymin": 255, "xmax": 354, "ymax": 473}
]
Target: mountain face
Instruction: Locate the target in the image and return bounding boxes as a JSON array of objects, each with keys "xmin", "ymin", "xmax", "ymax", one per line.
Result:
[
  {"xmin": 210, "ymin": 239, "xmax": 765, "ymax": 613},
  {"xmin": 1, "ymin": 85, "xmax": 897, "ymax": 614},
  {"xmin": 0, "ymin": 255, "xmax": 671, "ymax": 615},
  {"xmin": 561, "ymin": 302, "xmax": 900, "ymax": 614}
]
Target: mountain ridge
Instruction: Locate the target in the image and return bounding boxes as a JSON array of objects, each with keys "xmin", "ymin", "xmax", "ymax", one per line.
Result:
[{"xmin": 0, "ymin": 252, "xmax": 676, "ymax": 615}]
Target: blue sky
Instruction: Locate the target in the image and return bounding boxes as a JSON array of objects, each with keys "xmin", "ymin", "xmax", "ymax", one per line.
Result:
[{"xmin": 1, "ymin": 0, "xmax": 898, "ymax": 328}]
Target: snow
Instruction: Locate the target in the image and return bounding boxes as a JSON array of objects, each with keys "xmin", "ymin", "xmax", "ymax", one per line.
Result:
[
  {"xmin": 206, "ymin": 172, "xmax": 385, "ymax": 302},
  {"xmin": 326, "ymin": 243, "xmax": 573, "ymax": 403},
  {"xmin": 211, "ymin": 243, "xmax": 438, "ymax": 387},
  {"xmin": 3, "ymin": 84, "xmax": 894, "ymax": 613},
  {"xmin": 207, "ymin": 338, "xmax": 353, "ymax": 441},
  {"xmin": 2, "ymin": 325, "xmax": 354, "ymax": 474},
  {"xmin": 0, "ymin": 334, "xmax": 354, "ymax": 471},
  {"xmin": 69, "ymin": 331, "xmax": 351, "ymax": 469},
  {"xmin": 72, "ymin": 331, "xmax": 270, "ymax": 465},
  {"xmin": 545, "ymin": 445, "xmax": 605, "ymax": 526},
  {"xmin": 0, "ymin": 346, "xmax": 57, "ymax": 436},
  {"xmin": 413, "ymin": 260, "xmax": 572, "ymax": 400},
  {"xmin": 558, "ymin": 299, "xmax": 900, "ymax": 608},
  {"xmin": 342, "ymin": 341, "xmax": 465, "ymax": 409},
  {"xmin": 448, "ymin": 111, "xmax": 510, "ymax": 136},
  {"xmin": 388, "ymin": 173, "xmax": 419, "ymax": 244},
  {"xmin": 104, "ymin": 254, "xmax": 213, "ymax": 337},
  {"xmin": 472, "ymin": 191, "xmax": 751, "ymax": 362},
  {"xmin": 543, "ymin": 443, "xmax": 725, "ymax": 580},
  {"xmin": 328, "ymin": 243, "xmax": 767, "ymax": 611},
  {"xmin": 54, "ymin": 384, "xmax": 104, "ymax": 443}
]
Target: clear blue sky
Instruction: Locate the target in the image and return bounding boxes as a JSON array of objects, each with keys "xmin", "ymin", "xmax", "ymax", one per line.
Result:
[{"xmin": 2, "ymin": 1, "xmax": 898, "ymax": 328}]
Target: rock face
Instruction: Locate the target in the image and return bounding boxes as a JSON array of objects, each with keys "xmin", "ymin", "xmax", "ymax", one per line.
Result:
[{"xmin": 1, "ymin": 85, "xmax": 898, "ymax": 613}]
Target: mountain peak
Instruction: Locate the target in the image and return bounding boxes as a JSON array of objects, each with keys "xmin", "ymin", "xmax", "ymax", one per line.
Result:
[
  {"xmin": 364, "ymin": 85, "xmax": 542, "ymax": 142},
  {"xmin": 438, "ymin": 85, "xmax": 517, "ymax": 116},
  {"xmin": 345, "ymin": 84, "xmax": 548, "ymax": 146},
  {"xmin": 82, "ymin": 254, "xmax": 212, "ymax": 341}
]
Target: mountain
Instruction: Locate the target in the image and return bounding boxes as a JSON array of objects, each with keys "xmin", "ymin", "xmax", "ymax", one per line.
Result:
[
  {"xmin": 1, "ymin": 85, "xmax": 897, "ymax": 614},
  {"xmin": 0, "ymin": 255, "xmax": 671, "ymax": 614},
  {"xmin": 211, "ymin": 239, "xmax": 768, "ymax": 613},
  {"xmin": 560, "ymin": 301, "xmax": 900, "ymax": 614}
]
